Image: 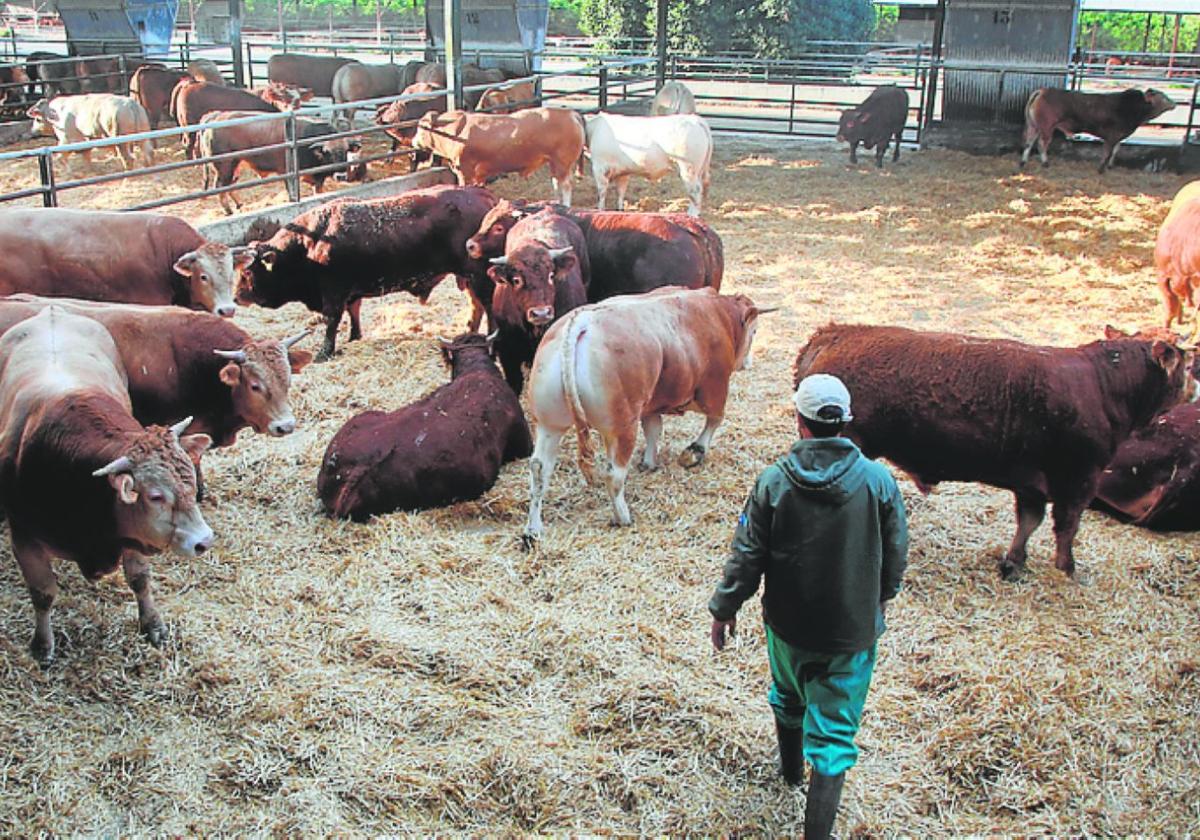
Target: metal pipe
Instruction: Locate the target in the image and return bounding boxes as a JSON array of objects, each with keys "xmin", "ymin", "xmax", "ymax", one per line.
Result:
[
  {"xmin": 444, "ymin": 0, "xmax": 463, "ymax": 111},
  {"xmin": 229, "ymin": 0, "xmax": 245, "ymax": 88},
  {"xmin": 284, "ymin": 110, "xmax": 300, "ymax": 203},
  {"xmin": 655, "ymin": 0, "xmax": 668, "ymax": 91}
]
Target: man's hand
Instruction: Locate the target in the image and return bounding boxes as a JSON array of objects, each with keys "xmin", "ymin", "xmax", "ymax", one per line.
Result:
[{"xmin": 711, "ymin": 617, "xmax": 736, "ymax": 651}]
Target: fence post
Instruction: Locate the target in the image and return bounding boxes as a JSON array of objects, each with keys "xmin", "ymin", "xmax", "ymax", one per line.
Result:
[
  {"xmin": 1183, "ymin": 81, "xmax": 1199, "ymax": 151},
  {"xmin": 8, "ymin": 29, "xmax": 17, "ymax": 61},
  {"xmin": 117, "ymin": 54, "xmax": 127, "ymax": 94},
  {"xmin": 788, "ymin": 82, "xmax": 796, "ymax": 134},
  {"xmin": 246, "ymin": 42, "xmax": 255, "ymax": 87},
  {"xmin": 37, "ymin": 150, "xmax": 57, "ymax": 208},
  {"xmin": 994, "ymin": 70, "xmax": 1006, "ymax": 123},
  {"xmin": 182, "ymin": 30, "xmax": 191, "ymax": 68},
  {"xmin": 599, "ymin": 65, "xmax": 608, "ymax": 110},
  {"xmin": 388, "ymin": 31, "xmax": 395, "ymax": 62},
  {"xmin": 284, "ymin": 112, "xmax": 301, "ymax": 203}
]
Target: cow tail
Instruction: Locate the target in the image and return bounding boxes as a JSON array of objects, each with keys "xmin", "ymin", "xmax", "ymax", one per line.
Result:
[
  {"xmin": 1022, "ymin": 89, "xmax": 1043, "ymax": 145},
  {"xmin": 572, "ymin": 110, "xmax": 588, "ymax": 177},
  {"xmin": 700, "ymin": 118, "xmax": 714, "ymax": 209},
  {"xmin": 559, "ymin": 308, "xmax": 594, "ymax": 476}
]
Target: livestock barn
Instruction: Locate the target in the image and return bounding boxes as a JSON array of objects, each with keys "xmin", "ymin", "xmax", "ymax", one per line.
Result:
[{"xmin": 0, "ymin": 5, "xmax": 1197, "ymax": 838}]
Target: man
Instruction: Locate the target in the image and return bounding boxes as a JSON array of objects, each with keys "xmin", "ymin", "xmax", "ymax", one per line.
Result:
[{"xmin": 708, "ymin": 374, "xmax": 908, "ymax": 840}]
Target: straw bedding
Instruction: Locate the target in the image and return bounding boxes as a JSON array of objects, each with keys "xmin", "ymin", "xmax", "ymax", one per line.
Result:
[{"xmin": 0, "ymin": 137, "xmax": 1196, "ymax": 835}]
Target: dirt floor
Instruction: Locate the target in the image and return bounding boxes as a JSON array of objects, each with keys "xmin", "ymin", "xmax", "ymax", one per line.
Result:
[{"xmin": 0, "ymin": 138, "xmax": 1197, "ymax": 836}]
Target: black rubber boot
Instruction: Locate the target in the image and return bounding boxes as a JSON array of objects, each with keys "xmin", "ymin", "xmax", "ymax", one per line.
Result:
[
  {"xmin": 804, "ymin": 770, "xmax": 845, "ymax": 840},
  {"xmin": 775, "ymin": 719, "xmax": 803, "ymax": 787}
]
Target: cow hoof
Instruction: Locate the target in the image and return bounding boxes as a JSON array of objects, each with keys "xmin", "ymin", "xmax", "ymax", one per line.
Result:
[
  {"xmin": 637, "ymin": 459, "xmax": 659, "ymax": 473},
  {"xmin": 678, "ymin": 445, "xmax": 706, "ymax": 469},
  {"xmin": 315, "ymin": 350, "xmax": 335, "ymax": 363},
  {"xmin": 30, "ymin": 637, "xmax": 54, "ymax": 667},
  {"xmin": 998, "ymin": 559, "xmax": 1026, "ymax": 581},
  {"xmin": 609, "ymin": 516, "xmax": 632, "ymax": 528},
  {"xmin": 520, "ymin": 531, "xmax": 539, "ymax": 552},
  {"xmin": 142, "ymin": 620, "xmax": 169, "ymax": 648}
]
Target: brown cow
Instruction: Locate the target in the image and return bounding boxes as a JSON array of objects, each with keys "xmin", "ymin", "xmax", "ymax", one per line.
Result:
[
  {"xmin": 238, "ymin": 185, "xmax": 497, "ymax": 360},
  {"xmin": 1020, "ymin": 87, "xmax": 1176, "ymax": 172},
  {"xmin": 76, "ymin": 56, "xmax": 122, "ymax": 93},
  {"xmin": 375, "ymin": 82, "xmax": 443, "ymax": 158},
  {"xmin": 415, "ymin": 62, "xmax": 506, "ymax": 108},
  {"xmin": 129, "ymin": 65, "xmax": 188, "ymax": 129},
  {"xmin": 331, "ymin": 61, "xmax": 404, "ymax": 122},
  {"xmin": 476, "ymin": 81, "xmax": 537, "ymax": 114},
  {"xmin": 318, "ymin": 333, "xmax": 532, "ymax": 520},
  {"xmin": 415, "ymin": 107, "xmax": 585, "ymax": 205},
  {"xmin": 0, "ymin": 307, "xmax": 213, "ymax": 663},
  {"xmin": 1155, "ymin": 180, "xmax": 1200, "ymax": 341},
  {"xmin": 793, "ymin": 324, "xmax": 1197, "ymax": 579},
  {"xmin": 837, "ymin": 85, "xmax": 909, "ymax": 168},
  {"xmin": 0, "ymin": 295, "xmax": 312, "ymax": 446},
  {"xmin": 486, "ymin": 207, "xmax": 589, "ymax": 392},
  {"xmin": 0, "ymin": 63, "xmax": 29, "ymax": 104},
  {"xmin": 170, "ymin": 79, "xmax": 278, "ymax": 158},
  {"xmin": 0, "ymin": 207, "xmax": 250, "ymax": 316},
  {"xmin": 198, "ymin": 109, "xmax": 361, "ymax": 214},
  {"xmin": 267, "ymin": 53, "xmax": 357, "ymax": 98},
  {"xmin": 523, "ymin": 287, "xmax": 767, "ymax": 542},
  {"xmin": 464, "ymin": 201, "xmax": 723, "ymax": 332},
  {"xmin": 186, "ymin": 58, "xmax": 224, "ymax": 86}
]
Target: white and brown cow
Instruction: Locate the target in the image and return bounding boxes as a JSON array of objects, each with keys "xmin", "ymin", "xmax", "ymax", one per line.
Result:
[
  {"xmin": 523, "ymin": 286, "xmax": 769, "ymax": 542},
  {"xmin": 27, "ymin": 93, "xmax": 154, "ymax": 171}
]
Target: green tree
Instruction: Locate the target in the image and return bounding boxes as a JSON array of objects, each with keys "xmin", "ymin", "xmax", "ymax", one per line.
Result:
[{"xmin": 580, "ymin": 0, "xmax": 652, "ymax": 49}]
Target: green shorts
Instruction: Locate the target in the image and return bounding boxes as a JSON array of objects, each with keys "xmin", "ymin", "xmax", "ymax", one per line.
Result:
[{"xmin": 765, "ymin": 625, "xmax": 877, "ymax": 777}]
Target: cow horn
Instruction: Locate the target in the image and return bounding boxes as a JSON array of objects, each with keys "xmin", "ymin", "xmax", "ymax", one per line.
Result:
[
  {"xmin": 169, "ymin": 416, "xmax": 195, "ymax": 438},
  {"xmin": 489, "ymin": 255, "xmax": 509, "ymax": 266},
  {"xmin": 547, "ymin": 247, "xmax": 573, "ymax": 259},
  {"xmin": 756, "ymin": 306, "xmax": 781, "ymax": 315},
  {"xmin": 92, "ymin": 455, "xmax": 133, "ymax": 478},
  {"xmin": 281, "ymin": 329, "xmax": 311, "ymax": 349},
  {"xmin": 486, "ymin": 329, "xmax": 499, "ymax": 344},
  {"xmin": 437, "ymin": 335, "xmax": 453, "ymax": 347},
  {"xmin": 213, "ymin": 348, "xmax": 248, "ymax": 363}
]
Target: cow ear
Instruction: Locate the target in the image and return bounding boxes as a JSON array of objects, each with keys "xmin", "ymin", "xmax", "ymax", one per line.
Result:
[
  {"xmin": 180, "ymin": 433, "xmax": 213, "ymax": 461},
  {"xmin": 260, "ymin": 251, "xmax": 277, "ymax": 270},
  {"xmin": 110, "ymin": 473, "xmax": 139, "ymax": 505},
  {"xmin": 288, "ymin": 348, "xmax": 313, "ymax": 373},
  {"xmin": 553, "ymin": 251, "xmax": 577, "ymax": 273},
  {"xmin": 857, "ymin": 111, "xmax": 872, "ymax": 123},
  {"xmin": 488, "ymin": 265, "xmax": 509, "ymax": 284},
  {"xmin": 1104, "ymin": 324, "xmax": 1126, "ymax": 340},
  {"xmin": 231, "ymin": 246, "xmax": 255, "ymax": 270},
  {"xmin": 173, "ymin": 254, "xmax": 197, "ymax": 276},
  {"xmin": 1151, "ymin": 339, "xmax": 1181, "ymax": 374},
  {"xmin": 219, "ymin": 362, "xmax": 241, "ymax": 387}
]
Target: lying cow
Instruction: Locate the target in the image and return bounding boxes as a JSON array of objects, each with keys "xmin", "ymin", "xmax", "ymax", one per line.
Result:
[
  {"xmin": 0, "ymin": 295, "xmax": 311, "ymax": 447},
  {"xmin": 464, "ymin": 200, "xmax": 723, "ymax": 331},
  {"xmin": 523, "ymin": 287, "xmax": 767, "ymax": 542},
  {"xmin": 487, "ymin": 207, "xmax": 590, "ymax": 392},
  {"xmin": 1155, "ymin": 180, "xmax": 1200, "ymax": 342},
  {"xmin": 793, "ymin": 324, "xmax": 1196, "ymax": 579},
  {"xmin": 375, "ymin": 82, "xmax": 444, "ymax": 158},
  {"xmin": 318, "ymin": 333, "xmax": 532, "ymax": 520},
  {"xmin": 332, "ymin": 61, "xmax": 404, "ymax": 122},
  {"xmin": 476, "ymin": 81, "xmax": 537, "ymax": 114},
  {"xmin": 415, "ymin": 107, "xmax": 585, "ymax": 205},
  {"xmin": 650, "ymin": 81, "xmax": 696, "ymax": 116},
  {"xmin": 1020, "ymin": 87, "xmax": 1176, "ymax": 173},
  {"xmin": 170, "ymin": 79, "xmax": 280, "ymax": 159},
  {"xmin": 239, "ymin": 185, "xmax": 497, "ymax": 360},
  {"xmin": 27, "ymin": 94, "xmax": 153, "ymax": 171},
  {"xmin": 129, "ymin": 65, "xmax": 188, "ymax": 129},
  {"xmin": 0, "ymin": 207, "xmax": 250, "ymax": 316},
  {"xmin": 585, "ymin": 112, "xmax": 712, "ymax": 216},
  {"xmin": 837, "ymin": 84, "xmax": 908, "ymax": 168},
  {"xmin": 198, "ymin": 109, "xmax": 361, "ymax": 214},
  {"xmin": 0, "ymin": 307, "xmax": 213, "ymax": 664},
  {"xmin": 267, "ymin": 53, "xmax": 357, "ymax": 98}
]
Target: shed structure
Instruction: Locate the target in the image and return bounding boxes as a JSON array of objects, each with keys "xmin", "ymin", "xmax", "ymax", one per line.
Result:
[
  {"xmin": 425, "ymin": 0, "xmax": 548, "ymax": 74},
  {"xmin": 54, "ymin": 0, "xmax": 178, "ymax": 56}
]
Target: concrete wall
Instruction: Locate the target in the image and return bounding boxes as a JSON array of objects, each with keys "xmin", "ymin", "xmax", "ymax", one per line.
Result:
[{"xmin": 198, "ymin": 166, "xmax": 456, "ymax": 244}]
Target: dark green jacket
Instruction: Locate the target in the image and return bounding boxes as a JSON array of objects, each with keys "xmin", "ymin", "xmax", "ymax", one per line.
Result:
[{"xmin": 708, "ymin": 437, "xmax": 908, "ymax": 653}]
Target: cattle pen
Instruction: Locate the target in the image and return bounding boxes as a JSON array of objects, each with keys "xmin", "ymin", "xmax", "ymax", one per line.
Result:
[{"xmin": 0, "ymin": 24, "xmax": 1198, "ymax": 840}]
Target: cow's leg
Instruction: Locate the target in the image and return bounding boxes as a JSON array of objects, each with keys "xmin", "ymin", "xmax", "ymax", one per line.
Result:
[
  {"xmin": 849, "ymin": 139, "xmax": 859, "ymax": 165},
  {"xmin": 1038, "ymin": 132, "xmax": 1051, "ymax": 167},
  {"xmin": 117, "ymin": 142, "xmax": 135, "ymax": 171},
  {"xmin": 123, "ymin": 552, "xmax": 167, "ymax": 646},
  {"xmin": 639, "ymin": 413, "xmax": 663, "ymax": 472},
  {"xmin": 679, "ymin": 413, "xmax": 723, "ymax": 469},
  {"xmin": 594, "ymin": 169, "xmax": 610, "ymax": 210},
  {"xmin": 614, "ymin": 175, "xmax": 631, "ymax": 211},
  {"xmin": 552, "ymin": 171, "xmax": 573, "ymax": 207},
  {"xmin": 679, "ymin": 165, "xmax": 704, "ymax": 216},
  {"xmin": 1099, "ymin": 140, "xmax": 1121, "ymax": 173},
  {"xmin": 318, "ymin": 305, "xmax": 344, "ymax": 361},
  {"xmin": 523, "ymin": 424, "xmax": 565, "ymax": 547},
  {"xmin": 1019, "ymin": 123, "xmax": 1038, "ymax": 167},
  {"xmin": 893, "ymin": 131, "xmax": 902, "ymax": 162},
  {"xmin": 875, "ymin": 141, "xmax": 886, "ymax": 169},
  {"xmin": 1000, "ymin": 490, "xmax": 1046, "ymax": 580},
  {"xmin": 13, "ymin": 534, "xmax": 57, "ymax": 665},
  {"xmin": 1049, "ymin": 481, "xmax": 1095, "ymax": 577},
  {"xmin": 346, "ymin": 298, "xmax": 364, "ymax": 342},
  {"xmin": 603, "ymin": 427, "xmax": 637, "ymax": 527},
  {"xmin": 1160, "ymin": 276, "xmax": 1183, "ymax": 327}
]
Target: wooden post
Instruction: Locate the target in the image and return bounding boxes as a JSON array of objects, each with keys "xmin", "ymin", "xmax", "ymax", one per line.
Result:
[
  {"xmin": 655, "ymin": 0, "xmax": 667, "ymax": 90},
  {"xmin": 229, "ymin": 0, "xmax": 245, "ymax": 88},
  {"xmin": 444, "ymin": 0, "xmax": 463, "ymax": 111},
  {"xmin": 1170, "ymin": 13, "xmax": 1181, "ymax": 77},
  {"xmin": 920, "ymin": 0, "xmax": 946, "ymax": 145}
]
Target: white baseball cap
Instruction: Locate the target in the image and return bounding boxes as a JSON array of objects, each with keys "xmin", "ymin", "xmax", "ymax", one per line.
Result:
[{"xmin": 793, "ymin": 374, "xmax": 853, "ymax": 423}]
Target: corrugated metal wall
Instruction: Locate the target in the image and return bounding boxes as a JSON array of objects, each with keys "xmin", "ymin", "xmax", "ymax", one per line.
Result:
[
  {"xmin": 426, "ymin": 0, "xmax": 547, "ymax": 74},
  {"xmin": 944, "ymin": 0, "xmax": 1079, "ymax": 123}
]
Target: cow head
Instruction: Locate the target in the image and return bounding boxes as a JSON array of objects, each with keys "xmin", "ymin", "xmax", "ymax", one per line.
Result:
[
  {"xmin": 836, "ymin": 107, "xmax": 865, "ymax": 143},
  {"xmin": 26, "ymin": 98, "xmax": 57, "ymax": 136},
  {"xmin": 727, "ymin": 294, "xmax": 777, "ymax": 371},
  {"xmin": 437, "ymin": 331, "xmax": 498, "ymax": 378},
  {"xmin": 93, "ymin": 418, "xmax": 213, "ymax": 557},
  {"xmin": 173, "ymin": 242, "xmax": 253, "ymax": 318},
  {"xmin": 466, "ymin": 199, "xmax": 530, "ymax": 260},
  {"xmin": 1106, "ymin": 324, "xmax": 1200, "ymax": 382},
  {"xmin": 213, "ymin": 331, "xmax": 312, "ymax": 437},
  {"xmin": 488, "ymin": 244, "xmax": 576, "ymax": 328},
  {"xmin": 263, "ymin": 83, "xmax": 314, "ymax": 111},
  {"xmin": 1144, "ymin": 88, "xmax": 1177, "ymax": 120},
  {"xmin": 1150, "ymin": 339, "xmax": 1199, "ymax": 405}
]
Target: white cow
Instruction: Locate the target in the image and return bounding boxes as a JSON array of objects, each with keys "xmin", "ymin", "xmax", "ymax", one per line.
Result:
[
  {"xmin": 584, "ymin": 112, "xmax": 712, "ymax": 217},
  {"xmin": 650, "ymin": 81, "xmax": 697, "ymax": 116},
  {"xmin": 27, "ymin": 94, "xmax": 154, "ymax": 171}
]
